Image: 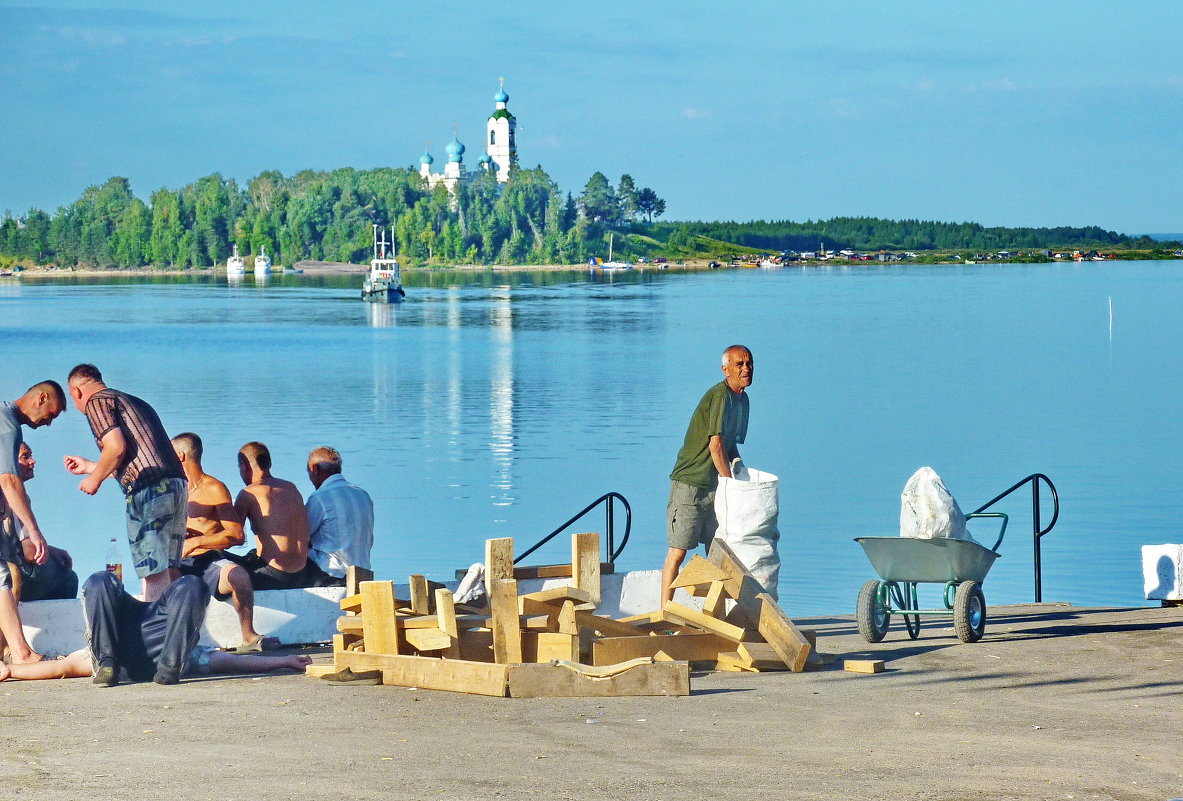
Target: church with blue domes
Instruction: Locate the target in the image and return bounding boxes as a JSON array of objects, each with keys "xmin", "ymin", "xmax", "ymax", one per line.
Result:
[{"xmin": 418, "ymin": 80, "xmax": 518, "ymax": 193}]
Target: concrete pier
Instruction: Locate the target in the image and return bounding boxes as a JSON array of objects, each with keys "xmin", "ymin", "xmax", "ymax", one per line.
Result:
[{"xmin": 2, "ymin": 603, "xmax": 1181, "ymax": 800}]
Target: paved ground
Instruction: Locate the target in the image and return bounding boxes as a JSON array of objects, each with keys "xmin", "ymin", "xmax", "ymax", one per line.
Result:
[{"xmin": 3, "ymin": 603, "xmax": 1181, "ymax": 801}]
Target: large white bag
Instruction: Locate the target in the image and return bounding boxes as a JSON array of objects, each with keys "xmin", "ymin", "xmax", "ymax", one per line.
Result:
[
  {"xmin": 899, "ymin": 467, "xmax": 969, "ymax": 540},
  {"xmin": 714, "ymin": 461, "xmax": 782, "ymax": 600}
]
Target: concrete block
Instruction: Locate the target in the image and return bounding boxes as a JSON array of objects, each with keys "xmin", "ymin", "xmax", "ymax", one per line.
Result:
[{"xmin": 1142, "ymin": 544, "xmax": 1183, "ymax": 600}]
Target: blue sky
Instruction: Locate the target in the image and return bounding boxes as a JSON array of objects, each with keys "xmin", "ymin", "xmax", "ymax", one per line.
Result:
[{"xmin": 1, "ymin": 1, "xmax": 1180, "ymax": 233}]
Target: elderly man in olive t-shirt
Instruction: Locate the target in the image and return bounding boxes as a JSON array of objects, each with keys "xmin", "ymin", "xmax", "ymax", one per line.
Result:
[
  {"xmin": 661, "ymin": 345, "xmax": 754, "ymax": 604},
  {"xmin": 63, "ymin": 364, "xmax": 186, "ymax": 602}
]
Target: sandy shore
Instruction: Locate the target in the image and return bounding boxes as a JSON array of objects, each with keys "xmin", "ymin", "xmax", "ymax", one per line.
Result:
[{"xmin": 2, "ymin": 603, "xmax": 1180, "ymax": 800}]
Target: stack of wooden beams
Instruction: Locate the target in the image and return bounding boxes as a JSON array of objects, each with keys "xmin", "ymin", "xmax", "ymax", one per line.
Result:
[
  {"xmin": 591, "ymin": 540, "xmax": 817, "ymax": 673},
  {"xmin": 305, "ymin": 534, "xmax": 817, "ymax": 697}
]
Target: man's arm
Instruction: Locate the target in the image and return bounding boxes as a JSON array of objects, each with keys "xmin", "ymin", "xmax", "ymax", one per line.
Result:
[
  {"xmin": 183, "ymin": 485, "xmax": 245, "ymax": 556},
  {"xmin": 76, "ymin": 427, "xmax": 126, "ymax": 495},
  {"xmin": 708, "ymin": 434, "xmax": 738, "ymax": 480},
  {"xmin": 0, "ymin": 474, "xmax": 46, "ymax": 564}
]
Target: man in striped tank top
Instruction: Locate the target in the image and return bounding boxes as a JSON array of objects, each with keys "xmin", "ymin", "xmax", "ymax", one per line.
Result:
[{"xmin": 63, "ymin": 364, "xmax": 186, "ymax": 603}]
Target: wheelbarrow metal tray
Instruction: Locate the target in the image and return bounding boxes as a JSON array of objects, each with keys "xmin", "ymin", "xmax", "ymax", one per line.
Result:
[{"xmin": 855, "ymin": 537, "xmax": 999, "ymax": 583}]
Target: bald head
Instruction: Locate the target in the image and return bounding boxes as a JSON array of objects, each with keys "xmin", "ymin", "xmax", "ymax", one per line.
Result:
[
  {"xmin": 14, "ymin": 380, "xmax": 66, "ymax": 428},
  {"xmin": 721, "ymin": 345, "xmax": 754, "ymax": 393},
  {"xmin": 171, "ymin": 432, "xmax": 203, "ymax": 464},
  {"xmin": 238, "ymin": 441, "xmax": 271, "ymax": 471}
]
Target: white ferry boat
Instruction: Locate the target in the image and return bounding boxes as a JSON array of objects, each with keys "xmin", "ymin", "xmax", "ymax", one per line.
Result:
[
  {"xmin": 254, "ymin": 246, "xmax": 272, "ymax": 276},
  {"xmin": 226, "ymin": 244, "xmax": 245, "ymax": 276},
  {"xmin": 362, "ymin": 224, "xmax": 405, "ymax": 303}
]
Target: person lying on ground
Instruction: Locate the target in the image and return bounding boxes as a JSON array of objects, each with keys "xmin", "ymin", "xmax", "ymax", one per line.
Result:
[
  {"xmin": 172, "ymin": 433, "xmax": 275, "ymax": 651},
  {"xmin": 0, "ymin": 646, "xmax": 311, "ymax": 682},
  {"xmin": 1, "ymin": 444, "xmax": 79, "ymax": 603},
  {"xmin": 230, "ymin": 442, "xmax": 337, "ymax": 591},
  {"xmin": 81, "ymin": 569, "xmax": 207, "ymax": 686}
]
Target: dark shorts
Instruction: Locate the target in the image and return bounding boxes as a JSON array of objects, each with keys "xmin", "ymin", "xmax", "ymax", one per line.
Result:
[
  {"xmin": 125, "ymin": 478, "xmax": 186, "ymax": 578},
  {"xmin": 667, "ymin": 480, "xmax": 717, "ymax": 551},
  {"xmin": 178, "ymin": 551, "xmax": 234, "ymax": 602},
  {"xmin": 221, "ymin": 549, "xmax": 344, "ymax": 591}
]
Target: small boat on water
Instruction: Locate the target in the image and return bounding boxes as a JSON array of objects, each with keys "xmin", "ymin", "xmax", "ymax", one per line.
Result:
[
  {"xmin": 254, "ymin": 246, "xmax": 272, "ymax": 276},
  {"xmin": 226, "ymin": 244, "xmax": 245, "ymax": 276},
  {"xmin": 362, "ymin": 224, "xmax": 405, "ymax": 303}
]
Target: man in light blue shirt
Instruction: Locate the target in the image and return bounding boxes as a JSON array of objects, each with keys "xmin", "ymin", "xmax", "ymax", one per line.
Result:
[{"xmin": 305, "ymin": 446, "xmax": 374, "ymax": 579}]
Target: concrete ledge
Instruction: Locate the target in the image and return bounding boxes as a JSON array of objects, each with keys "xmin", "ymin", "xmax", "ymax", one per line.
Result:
[{"xmin": 19, "ymin": 569, "xmax": 685, "ymax": 654}]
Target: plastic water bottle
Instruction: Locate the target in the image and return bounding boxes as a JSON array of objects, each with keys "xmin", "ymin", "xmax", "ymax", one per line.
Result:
[{"xmin": 105, "ymin": 538, "xmax": 123, "ymax": 582}]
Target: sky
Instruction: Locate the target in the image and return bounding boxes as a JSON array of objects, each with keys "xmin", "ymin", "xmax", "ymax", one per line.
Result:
[{"xmin": 1, "ymin": 0, "xmax": 1180, "ymax": 234}]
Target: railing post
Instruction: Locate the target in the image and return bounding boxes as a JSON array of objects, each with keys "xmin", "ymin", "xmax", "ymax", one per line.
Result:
[
  {"xmin": 606, "ymin": 499, "xmax": 615, "ymax": 566},
  {"xmin": 1032, "ymin": 479, "xmax": 1042, "ymax": 603}
]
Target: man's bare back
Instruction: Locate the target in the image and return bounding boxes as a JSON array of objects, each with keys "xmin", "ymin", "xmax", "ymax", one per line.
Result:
[
  {"xmin": 184, "ymin": 473, "xmax": 244, "ymax": 559},
  {"xmin": 234, "ymin": 477, "xmax": 310, "ymax": 573}
]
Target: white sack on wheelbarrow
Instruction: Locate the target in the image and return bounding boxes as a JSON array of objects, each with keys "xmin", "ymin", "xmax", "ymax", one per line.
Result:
[
  {"xmin": 899, "ymin": 466, "xmax": 970, "ymax": 540},
  {"xmin": 714, "ymin": 461, "xmax": 781, "ymax": 600}
]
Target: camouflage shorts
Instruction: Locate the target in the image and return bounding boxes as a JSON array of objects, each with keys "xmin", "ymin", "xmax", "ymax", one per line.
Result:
[{"xmin": 125, "ymin": 478, "xmax": 186, "ymax": 579}]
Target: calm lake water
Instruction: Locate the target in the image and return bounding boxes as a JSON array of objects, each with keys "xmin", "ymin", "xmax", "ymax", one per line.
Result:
[{"xmin": 2, "ymin": 261, "xmax": 1180, "ymax": 616}]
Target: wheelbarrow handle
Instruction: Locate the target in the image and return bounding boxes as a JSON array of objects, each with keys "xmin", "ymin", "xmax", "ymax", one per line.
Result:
[{"xmin": 965, "ymin": 512, "xmax": 1008, "ymax": 552}]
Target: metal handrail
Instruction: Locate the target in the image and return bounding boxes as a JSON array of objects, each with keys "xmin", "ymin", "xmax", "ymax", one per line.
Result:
[
  {"xmin": 514, "ymin": 492, "xmax": 632, "ymax": 566},
  {"xmin": 968, "ymin": 473, "xmax": 1060, "ymax": 602}
]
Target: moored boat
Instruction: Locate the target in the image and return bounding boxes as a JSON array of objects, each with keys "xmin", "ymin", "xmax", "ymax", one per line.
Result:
[
  {"xmin": 226, "ymin": 244, "xmax": 245, "ymax": 275},
  {"xmin": 254, "ymin": 246, "xmax": 272, "ymax": 276}
]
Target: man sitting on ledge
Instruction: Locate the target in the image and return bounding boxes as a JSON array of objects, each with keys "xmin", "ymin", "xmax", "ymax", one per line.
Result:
[
  {"xmin": 172, "ymin": 432, "xmax": 275, "ymax": 651},
  {"xmin": 230, "ymin": 441, "xmax": 337, "ymax": 590}
]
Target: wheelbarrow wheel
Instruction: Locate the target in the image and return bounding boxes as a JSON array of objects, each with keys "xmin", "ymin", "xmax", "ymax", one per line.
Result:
[
  {"xmin": 857, "ymin": 579, "xmax": 891, "ymax": 643},
  {"xmin": 953, "ymin": 581, "xmax": 987, "ymax": 643}
]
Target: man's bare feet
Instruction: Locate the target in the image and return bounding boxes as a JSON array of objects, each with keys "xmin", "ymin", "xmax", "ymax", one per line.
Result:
[
  {"xmin": 11, "ymin": 650, "xmax": 43, "ymax": 665},
  {"xmin": 0, "ymin": 663, "xmax": 11, "ymax": 681}
]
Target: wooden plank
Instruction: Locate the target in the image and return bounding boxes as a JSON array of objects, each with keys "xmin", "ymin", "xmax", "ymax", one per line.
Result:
[
  {"xmin": 756, "ymin": 593, "xmax": 811, "ymax": 672},
  {"xmin": 507, "ymin": 661, "xmax": 689, "ymax": 698},
  {"xmin": 489, "ymin": 578, "xmax": 523, "ymax": 664},
  {"xmin": 661, "ymin": 601, "xmax": 748, "ymax": 643},
  {"xmin": 336, "ymin": 615, "xmax": 364, "ymax": 633},
  {"xmin": 340, "ymin": 593, "xmax": 362, "ymax": 614},
  {"xmin": 507, "ymin": 562, "xmax": 616, "ymax": 580},
  {"xmin": 701, "ymin": 580, "xmax": 727, "ymax": 618},
  {"xmin": 557, "ymin": 600, "xmax": 578, "ymax": 636},
  {"xmin": 520, "ymin": 585, "xmax": 593, "ymax": 606},
  {"xmin": 715, "ymin": 652, "xmax": 760, "ymax": 672},
  {"xmin": 670, "ymin": 554, "xmax": 731, "ymax": 590},
  {"xmin": 844, "ymin": 659, "xmax": 885, "ymax": 674},
  {"xmin": 435, "ymin": 587, "xmax": 461, "ymax": 658},
  {"xmin": 457, "ymin": 629, "xmax": 495, "ymax": 663},
  {"xmin": 484, "ymin": 537, "xmax": 515, "ymax": 594},
  {"xmin": 573, "ymin": 611, "xmax": 651, "ymax": 639},
  {"xmin": 571, "ymin": 532, "xmax": 602, "ymax": 606},
  {"xmin": 737, "ymin": 641, "xmax": 790, "ymax": 671},
  {"xmin": 336, "ymin": 650, "xmax": 509, "ymax": 697},
  {"xmin": 521, "ymin": 631, "xmax": 580, "ymax": 663},
  {"xmin": 592, "ymin": 632, "xmax": 735, "ymax": 666},
  {"xmin": 346, "ymin": 566, "xmax": 374, "ymax": 596},
  {"xmin": 304, "ymin": 664, "xmax": 338, "ymax": 678},
  {"xmin": 405, "ymin": 627, "xmax": 454, "ymax": 652},
  {"xmin": 360, "ymin": 580, "xmax": 400, "ymax": 656},
  {"xmin": 408, "ymin": 574, "xmax": 430, "ymax": 615}
]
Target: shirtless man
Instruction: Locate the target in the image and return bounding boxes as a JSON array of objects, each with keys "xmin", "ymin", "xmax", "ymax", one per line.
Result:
[
  {"xmin": 232, "ymin": 442, "xmax": 318, "ymax": 590},
  {"xmin": 172, "ymin": 433, "xmax": 274, "ymax": 651}
]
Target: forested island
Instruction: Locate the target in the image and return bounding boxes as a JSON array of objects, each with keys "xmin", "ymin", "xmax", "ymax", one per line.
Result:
[{"xmin": 0, "ymin": 166, "xmax": 1177, "ymax": 271}]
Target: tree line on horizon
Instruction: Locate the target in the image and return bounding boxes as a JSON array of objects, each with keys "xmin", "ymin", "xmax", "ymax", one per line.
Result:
[{"xmin": 0, "ymin": 166, "xmax": 1167, "ymax": 269}]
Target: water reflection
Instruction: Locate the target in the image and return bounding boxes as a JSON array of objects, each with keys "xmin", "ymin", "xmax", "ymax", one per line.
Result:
[
  {"xmin": 366, "ymin": 302, "xmax": 399, "ymax": 328},
  {"xmin": 489, "ymin": 286, "xmax": 515, "ymax": 511}
]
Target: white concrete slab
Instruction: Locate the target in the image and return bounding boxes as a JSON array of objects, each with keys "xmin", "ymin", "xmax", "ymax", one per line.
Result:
[{"xmin": 1142, "ymin": 543, "xmax": 1183, "ymax": 600}]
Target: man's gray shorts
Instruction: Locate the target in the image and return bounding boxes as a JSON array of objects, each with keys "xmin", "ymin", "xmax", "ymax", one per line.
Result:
[
  {"xmin": 667, "ymin": 480, "xmax": 717, "ymax": 551},
  {"xmin": 125, "ymin": 478, "xmax": 187, "ymax": 579}
]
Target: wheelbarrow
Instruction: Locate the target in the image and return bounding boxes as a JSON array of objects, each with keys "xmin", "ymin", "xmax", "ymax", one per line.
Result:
[{"xmin": 854, "ymin": 513, "xmax": 1007, "ymax": 643}]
